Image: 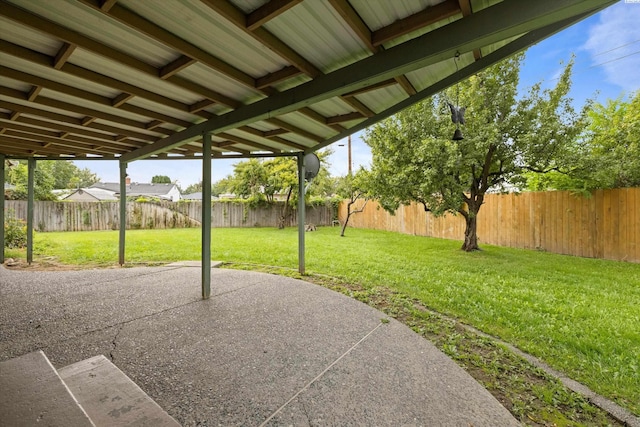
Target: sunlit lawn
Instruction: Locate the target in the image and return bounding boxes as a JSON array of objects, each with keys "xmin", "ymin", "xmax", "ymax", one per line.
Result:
[{"xmin": 8, "ymin": 226, "xmax": 640, "ymax": 415}]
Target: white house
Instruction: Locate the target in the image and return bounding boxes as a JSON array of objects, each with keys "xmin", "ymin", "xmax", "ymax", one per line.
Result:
[
  {"xmin": 62, "ymin": 187, "xmax": 118, "ymax": 202},
  {"xmin": 90, "ymin": 178, "xmax": 182, "ymax": 201}
]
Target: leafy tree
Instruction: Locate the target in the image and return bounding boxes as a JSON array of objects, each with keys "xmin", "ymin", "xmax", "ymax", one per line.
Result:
[
  {"xmin": 7, "ymin": 162, "xmax": 56, "ymax": 201},
  {"xmin": 183, "ymin": 181, "xmax": 203, "ymax": 195},
  {"xmin": 226, "ymin": 150, "xmax": 333, "ymax": 228},
  {"xmin": 366, "ymin": 54, "xmax": 586, "ymax": 251},
  {"xmin": 5, "ymin": 160, "xmax": 99, "ymax": 199},
  {"xmin": 525, "ymin": 91, "xmax": 640, "ymax": 191},
  {"xmin": 67, "ymin": 166, "xmax": 99, "ymax": 189},
  {"xmin": 151, "ymin": 175, "xmax": 172, "ymax": 184},
  {"xmin": 229, "ymin": 159, "xmax": 268, "ymax": 201},
  {"xmin": 335, "ymin": 168, "xmax": 371, "ymax": 237}
]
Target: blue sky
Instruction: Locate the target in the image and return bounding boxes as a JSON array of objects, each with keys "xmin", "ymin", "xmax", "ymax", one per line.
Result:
[{"xmin": 76, "ymin": 1, "xmax": 640, "ymax": 188}]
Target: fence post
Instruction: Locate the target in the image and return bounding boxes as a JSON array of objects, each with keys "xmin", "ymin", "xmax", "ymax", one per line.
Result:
[
  {"xmin": 119, "ymin": 161, "xmax": 127, "ymax": 265},
  {"xmin": 201, "ymin": 132, "xmax": 212, "ymax": 299},
  {"xmin": 26, "ymin": 158, "xmax": 35, "ymax": 265},
  {"xmin": 297, "ymin": 153, "xmax": 305, "ymax": 275}
]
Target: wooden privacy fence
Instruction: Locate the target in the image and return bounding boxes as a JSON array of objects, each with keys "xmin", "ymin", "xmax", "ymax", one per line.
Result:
[
  {"xmin": 4, "ymin": 201, "xmax": 335, "ymax": 232},
  {"xmin": 338, "ymin": 188, "xmax": 640, "ymax": 263}
]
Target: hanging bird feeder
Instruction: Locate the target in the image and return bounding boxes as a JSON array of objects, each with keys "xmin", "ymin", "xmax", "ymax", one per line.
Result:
[{"xmin": 448, "ymin": 52, "xmax": 466, "ymax": 141}]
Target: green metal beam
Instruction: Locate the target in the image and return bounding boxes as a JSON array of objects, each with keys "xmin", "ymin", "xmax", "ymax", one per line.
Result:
[
  {"xmin": 0, "ymin": 154, "xmax": 5, "ymax": 264},
  {"xmin": 308, "ymin": 12, "xmax": 594, "ymax": 154},
  {"xmin": 201, "ymin": 132, "xmax": 212, "ymax": 299},
  {"xmin": 26, "ymin": 158, "xmax": 35, "ymax": 265},
  {"xmin": 119, "ymin": 0, "xmax": 613, "ymax": 163},
  {"xmin": 297, "ymin": 153, "xmax": 305, "ymax": 275},
  {"xmin": 118, "ymin": 161, "xmax": 127, "ymax": 265}
]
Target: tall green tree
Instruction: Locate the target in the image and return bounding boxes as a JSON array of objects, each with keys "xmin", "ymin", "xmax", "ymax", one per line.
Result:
[
  {"xmin": 5, "ymin": 160, "xmax": 99, "ymax": 199},
  {"xmin": 366, "ymin": 54, "xmax": 586, "ymax": 251},
  {"xmin": 7, "ymin": 162, "xmax": 56, "ymax": 201},
  {"xmin": 229, "ymin": 159, "xmax": 268, "ymax": 200},
  {"xmin": 226, "ymin": 150, "xmax": 333, "ymax": 228},
  {"xmin": 525, "ymin": 91, "xmax": 640, "ymax": 192}
]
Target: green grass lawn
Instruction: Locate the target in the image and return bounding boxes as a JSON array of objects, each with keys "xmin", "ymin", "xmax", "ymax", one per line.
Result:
[{"xmin": 7, "ymin": 226, "xmax": 640, "ymax": 416}]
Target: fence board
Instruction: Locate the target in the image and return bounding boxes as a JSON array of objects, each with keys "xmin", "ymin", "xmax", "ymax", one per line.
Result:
[
  {"xmin": 4, "ymin": 201, "xmax": 334, "ymax": 232},
  {"xmin": 338, "ymin": 188, "xmax": 639, "ymax": 263}
]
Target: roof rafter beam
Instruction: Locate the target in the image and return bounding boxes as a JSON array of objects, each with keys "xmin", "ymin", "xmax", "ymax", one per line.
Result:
[
  {"xmin": 217, "ymin": 132, "xmax": 281, "ymax": 153},
  {"xmin": 0, "ymin": 39, "xmax": 207, "ymax": 114},
  {"xmin": 204, "ymin": 0, "xmax": 376, "ymax": 124},
  {"xmin": 0, "ymin": 136, "xmax": 66, "ymax": 155},
  {"xmin": 264, "ymin": 118, "xmax": 324, "ymax": 143},
  {"xmin": 255, "ymin": 66, "xmax": 303, "ymax": 89},
  {"xmin": 202, "ymin": 0, "xmax": 321, "ymax": 78},
  {"xmin": 298, "ymin": 107, "xmax": 346, "ymax": 133},
  {"xmin": 0, "ymin": 86, "xmax": 176, "ymax": 135},
  {"xmin": 121, "ymin": 0, "xmax": 613, "ymax": 162},
  {"xmin": 53, "ymin": 42, "xmax": 76, "ymax": 69},
  {"xmin": 326, "ymin": 112, "xmax": 365, "ymax": 125},
  {"xmin": 329, "ymin": 0, "xmax": 419, "ymax": 97},
  {"xmin": 0, "ymin": 3, "xmax": 239, "ymax": 108},
  {"xmin": 268, "ymin": 136, "xmax": 308, "ymax": 151},
  {"xmin": 308, "ymin": 11, "xmax": 599, "ymax": 154},
  {"xmin": 372, "ymin": 0, "xmax": 461, "ymax": 47},
  {"xmin": 2, "ymin": 130, "xmax": 121, "ymax": 154},
  {"xmin": 0, "ymin": 121, "xmax": 142, "ymax": 151},
  {"xmin": 458, "ymin": 0, "xmax": 482, "ymax": 60},
  {"xmin": 340, "ymin": 96, "xmax": 375, "ymax": 117},
  {"xmin": 79, "ymin": 0, "xmax": 263, "ymax": 96},
  {"xmin": 246, "ymin": 0, "xmax": 303, "ymax": 31},
  {"xmin": 159, "ymin": 55, "xmax": 198, "ymax": 79},
  {"xmin": 0, "ymin": 101, "xmax": 162, "ymax": 143}
]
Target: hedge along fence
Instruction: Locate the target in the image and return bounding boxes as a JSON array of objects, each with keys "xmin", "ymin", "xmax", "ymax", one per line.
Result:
[
  {"xmin": 4, "ymin": 200, "xmax": 335, "ymax": 232},
  {"xmin": 338, "ymin": 187, "xmax": 640, "ymax": 263}
]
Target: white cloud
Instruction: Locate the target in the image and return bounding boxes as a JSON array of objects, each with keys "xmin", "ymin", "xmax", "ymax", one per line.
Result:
[{"xmin": 583, "ymin": 2, "xmax": 640, "ymax": 93}]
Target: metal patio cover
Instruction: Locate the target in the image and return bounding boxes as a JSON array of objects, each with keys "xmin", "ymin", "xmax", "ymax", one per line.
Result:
[{"xmin": 0, "ymin": 0, "xmax": 615, "ymax": 161}]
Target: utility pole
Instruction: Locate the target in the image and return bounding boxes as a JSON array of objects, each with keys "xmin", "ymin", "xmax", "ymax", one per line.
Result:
[
  {"xmin": 348, "ymin": 134, "xmax": 352, "ymax": 176},
  {"xmin": 340, "ymin": 135, "xmax": 353, "ymax": 176}
]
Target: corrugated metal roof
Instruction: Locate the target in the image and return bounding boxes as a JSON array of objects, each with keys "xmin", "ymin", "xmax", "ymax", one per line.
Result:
[{"xmin": 0, "ymin": 0, "xmax": 616, "ymax": 161}]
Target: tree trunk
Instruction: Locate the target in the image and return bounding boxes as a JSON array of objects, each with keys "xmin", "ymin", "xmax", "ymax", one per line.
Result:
[
  {"xmin": 461, "ymin": 212, "xmax": 480, "ymax": 251},
  {"xmin": 340, "ymin": 212, "xmax": 350, "ymax": 237},
  {"xmin": 278, "ymin": 187, "xmax": 293, "ymax": 229}
]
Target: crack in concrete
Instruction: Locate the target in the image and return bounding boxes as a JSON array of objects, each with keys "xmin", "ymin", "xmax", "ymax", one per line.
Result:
[
  {"xmin": 109, "ymin": 323, "xmax": 124, "ymax": 363},
  {"xmin": 258, "ymin": 322, "xmax": 385, "ymax": 427}
]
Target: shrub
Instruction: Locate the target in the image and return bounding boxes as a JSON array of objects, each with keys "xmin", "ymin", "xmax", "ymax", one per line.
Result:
[{"xmin": 4, "ymin": 212, "xmax": 28, "ymax": 248}]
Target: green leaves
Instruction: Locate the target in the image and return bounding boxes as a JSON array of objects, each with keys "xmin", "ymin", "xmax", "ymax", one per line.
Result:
[{"xmin": 365, "ymin": 54, "xmax": 588, "ymax": 249}]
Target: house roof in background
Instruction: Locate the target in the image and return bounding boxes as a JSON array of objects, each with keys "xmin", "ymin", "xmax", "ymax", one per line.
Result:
[
  {"xmin": 181, "ymin": 192, "xmax": 203, "ymax": 200},
  {"xmin": 0, "ymin": 0, "xmax": 615, "ymax": 162},
  {"xmin": 63, "ymin": 187, "xmax": 118, "ymax": 201},
  {"xmin": 90, "ymin": 182, "xmax": 177, "ymax": 197}
]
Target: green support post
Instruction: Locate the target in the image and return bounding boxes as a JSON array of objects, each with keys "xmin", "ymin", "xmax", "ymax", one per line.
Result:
[
  {"xmin": 297, "ymin": 153, "xmax": 305, "ymax": 275},
  {"xmin": 27, "ymin": 158, "xmax": 35, "ymax": 265},
  {"xmin": 201, "ymin": 133, "xmax": 212, "ymax": 299},
  {"xmin": 0, "ymin": 154, "xmax": 5, "ymax": 264},
  {"xmin": 118, "ymin": 161, "xmax": 127, "ymax": 266}
]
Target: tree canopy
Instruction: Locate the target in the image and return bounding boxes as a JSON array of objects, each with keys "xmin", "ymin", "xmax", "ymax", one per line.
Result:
[
  {"xmin": 5, "ymin": 160, "xmax": 99, "ymax": 200},
  {"xmin": 226, "ymin": 150, "xmax": 334, "ymax": 203},
  {"xmin": 151, "ymin": 175, "xmax": 172, "ymax": 184},
  {"xmin": 525, "ymin": 90, "xmax": 640, "ymax": 192},
  {"xmin": 365, "ymin": 53, "xmax": 586, "ymax": 251}
]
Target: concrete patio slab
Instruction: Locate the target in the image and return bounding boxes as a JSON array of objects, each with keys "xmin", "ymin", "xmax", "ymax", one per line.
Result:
[{"xmin": 0, "ymin": 265, "xmax": 519, "ymax": 426}]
